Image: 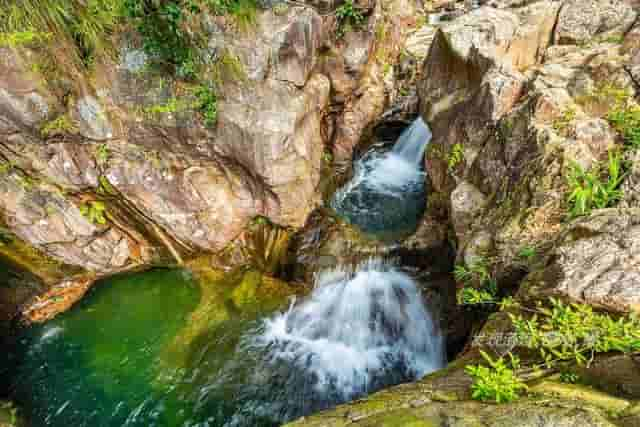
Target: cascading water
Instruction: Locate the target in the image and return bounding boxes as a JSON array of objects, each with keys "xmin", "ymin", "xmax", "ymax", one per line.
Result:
[
  {"xmin": 258, "ymin": 260, "xmax": 444, "ymax": 400},
  {"xmin": 209, "ymin": 260, "xmax": 445, "ymax": 425},
  {"xmin": 331, "ymin": 118, "xmax": 432, "ymax": 238}
]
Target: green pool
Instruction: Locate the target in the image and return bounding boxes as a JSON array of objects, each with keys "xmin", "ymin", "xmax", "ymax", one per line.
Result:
[{"xmin": 1, "ymin": 268, "xmax": 296, "ymax": 427}]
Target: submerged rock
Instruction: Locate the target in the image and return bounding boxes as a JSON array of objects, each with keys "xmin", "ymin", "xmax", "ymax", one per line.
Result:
[{"xmin": 0, "ymin": 401, "xmax": 24, "ymax": 427}]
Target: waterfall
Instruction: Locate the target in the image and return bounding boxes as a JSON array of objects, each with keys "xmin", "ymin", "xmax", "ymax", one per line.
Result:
[
  {"xmin": 257, "ymin": 260, "xmax": 444, "ymax": 401},
  {"xmin": 330, "ymin": 118, "xmax": 432, "ymax": 238},
  {"xmin": 391, "ymin": 117, "xmax": 432, "ymax": 166}
]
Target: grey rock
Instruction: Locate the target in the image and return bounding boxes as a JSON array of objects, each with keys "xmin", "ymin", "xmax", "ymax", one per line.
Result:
[
  {"xmin": 555, "ymin": 0, "xmax": 637, "ymax": 45},
  {"xmin": 76, "ymin": 96, "xmax": 113, "ymax": 141},
  {"xmin": 532, "ymin": 209, "xmax": 640, "ymax": 313},
  {"xmin": 451, "ymin": 181, "xmax": 487, "ymax": 242}
]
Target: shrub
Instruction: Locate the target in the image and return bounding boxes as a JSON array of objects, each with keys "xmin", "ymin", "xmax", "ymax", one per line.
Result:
[
  {"xmin": 192, "ymin": 84, "xmax": 218, "ymax": 127},
  {"xmin": 0, "ymin": 0, "xmax": 125, "ymax": 66},
  {"xmin": 465, "ymin": 351, "xmax": 527, "ymax": 403},
  {"xmin": 335, "ymin": 0, "xmax": 365, "ymax": 38},
  {"xmin": 566, "ymin": 150, "xmax": 625, "ymax": 218},
  {"xmin": 510, "ymin": 298, "xmax": 640, "ymax": 368},
  {"xmin": 122, "ymin": 0, "xmax": 198, "ymax": 76}
]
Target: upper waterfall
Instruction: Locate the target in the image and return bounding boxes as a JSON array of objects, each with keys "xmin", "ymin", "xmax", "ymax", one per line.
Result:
[
  {"xmin": 330, "ymin": 118, "xmax": 432, "ymax": 239},
  {"xmin": 391, "ymin": 117, "xmax": 432, "ymax": 165}
]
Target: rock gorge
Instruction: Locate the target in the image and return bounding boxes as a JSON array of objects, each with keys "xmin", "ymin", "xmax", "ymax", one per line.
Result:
[{"xmin": 1, "ymin": 0, "xmax": 640, "ymax": 425}]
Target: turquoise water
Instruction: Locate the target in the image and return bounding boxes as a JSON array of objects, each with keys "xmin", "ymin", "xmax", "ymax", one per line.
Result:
[
  {"xmin": 3, "ymin": 269, "xmax": 202, "ymax": 427},
  {"xmin": 1, "ymin": 269, "xmax": 293, "ymax": 427}
]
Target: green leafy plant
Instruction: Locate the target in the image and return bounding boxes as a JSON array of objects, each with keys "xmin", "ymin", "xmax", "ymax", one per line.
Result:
[
  {"xmin": 97, "ymin": 175, "xmax": 118, "ymax": 196},
  {"xmin": 465, "ymin": 350, "xmax": 527, "ymax": 403},
  {"xmin": 559, "ymin": 371, "xmax": 580, "ymax": 384},
  {"xmin": 96, "ymin": 144, "xmax": 110, "ymax": 165},
  {"xmin": 458, "ymin": 287, "xmax": 496, "ymax": 305},
  {"xmin": 608, "ymin": 103, "xmax": 640, "ymax": 149},
  {"xmin": 447, "ymin": 143, "xmax": 464, "ymax": 172},
  {"xmin": 192, "ymin": 84, "xmax": 218, "ymax": 127},
  {"xmin": 41, "ymin": 115, "xmax": 78, "ymax": 138},
  {"xmin": 510, "ymin": 298, "xmax": 640, "ymax": 368},
  {"xmin": 567, "ymin": 150, "xmax": 625, "ymax": 218},
  {"xmin": 518, "ymin": 246, "xmax": 536, "ymax": 260},
  {"xmin": 499, "ymin": 296, "xmax": 519, "ymax": 312},
  {"xmin": 335, "ymin": 0, "xmax": 365, "ymax": 38},
  {"xmin": 455, "ymin": 257, "xmax": 498, "ymax": 305},
  {"xmin": 79, "ymin": 201, "xmax": 107, "ymax": 225},
  {"xmin": 144, "ymin": 97, "xmax": 192, "ymax": 118},
  {"xmin": 123, "ymin": 0, "xmax": 198, "ymax": 77},
  {"xmin": 0, "ymin": 30, "xmax": 51, "ymax": 47}
]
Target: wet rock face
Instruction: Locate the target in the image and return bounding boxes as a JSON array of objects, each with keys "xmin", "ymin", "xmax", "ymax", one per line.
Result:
[
  {"xmin": 0, "ymin": 257, "xmax": 44, "ymax": 325},
  {"xmin": 215, "ymin": 74, "xmax": 330, "ymax": 228}
]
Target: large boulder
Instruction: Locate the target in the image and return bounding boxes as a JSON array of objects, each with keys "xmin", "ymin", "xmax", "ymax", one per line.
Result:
[
  {"xmin": 554, "ymin": 0, "xmax": 637, "ymax": 46},
  {"xmin": 419, "ymin": 2, "xmax": 560, "ymax": 193},
  {"xmin": 519, "ymin": 209, "xmax": 640, "ymax": 313},
  {"xmin": 284, "ymin": 353, "xmax": 627, "ymax": 427},
  {"xmin": 215, "ymin": 74, "xmax": 330, "ymax": 227}
]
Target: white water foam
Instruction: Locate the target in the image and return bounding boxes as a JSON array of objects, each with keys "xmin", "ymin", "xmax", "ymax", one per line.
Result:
[
  {"xmin": 257, "ymin": 260, "xmax": 444, "ymax": 399},
  {"xmin": 330, "ymin": 118, "xmax": 432, "ymax": 236},
  {"xmin": 391, "ymin": 117, "xmax": 432, "ymax": 166}
]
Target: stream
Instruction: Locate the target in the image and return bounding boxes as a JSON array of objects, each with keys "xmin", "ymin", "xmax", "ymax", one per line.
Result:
[{"xmin": 1, "ymin": 119, "xmax": 443, "ymax": 427}]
